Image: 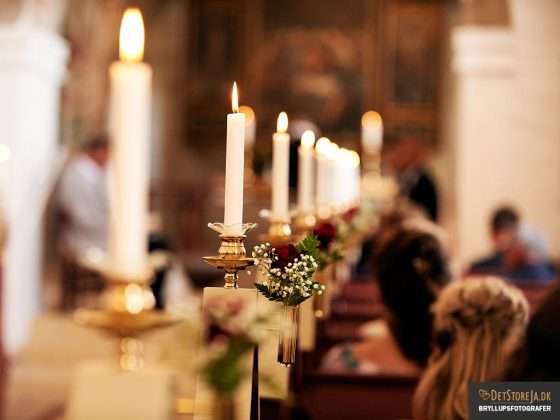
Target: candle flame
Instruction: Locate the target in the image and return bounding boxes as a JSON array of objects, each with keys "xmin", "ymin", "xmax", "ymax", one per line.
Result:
[
  {"xmin": 239, "ymin": 105, "xmax": 255, "ymax": 123},
  {"xmin": 119, "ymin": 8, "xmax": 145, "ymax": 63},
  {"xmin": 277, "ymin": 112, "xmax": 288, "ymax": 133},
  {"xmin": 315, "ymin": 137, "xmax": 331, "ymax": 155},
  {"xmin": 361, "ymin": 111, "xmax": 382, "ymax": 127},
  {"xmin": 301, "ymin": 130, "xmax": 315, "ymax": 148},
  {"xmin": 231, "ymin": 82, "xmax": 239, "ymax": 113}
]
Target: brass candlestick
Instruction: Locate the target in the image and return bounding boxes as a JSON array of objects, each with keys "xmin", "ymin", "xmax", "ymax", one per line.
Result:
[
  {"xmin": 259, "ymin": 210, "xmax": 294, "ymax": 245},
  {"xmin": 294, "ymin": 210, "xmax": 316, "ymax": 235},
  {"xmin": 75, "ymin": 266, "xmax": 180, "ymax": 370},
  {"xmin": 203, "ymin": 222, "xmax": 256, "ymax": 289}
]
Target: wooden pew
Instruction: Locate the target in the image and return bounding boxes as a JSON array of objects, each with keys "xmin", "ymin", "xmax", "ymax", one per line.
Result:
[{"xmin": 300, "ymin": 371, "xmax": 418, "ymax": 420}]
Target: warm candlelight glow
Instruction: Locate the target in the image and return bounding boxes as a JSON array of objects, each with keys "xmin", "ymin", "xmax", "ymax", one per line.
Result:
[
  {"xmin": 301, "ymin": 130, "xmax": 315, "ymax": 148},
  {"xmin": 119, "ymin": 8, "xmax": 145, "ymax": 63},
  {"xmin": 349, "ymin": 150, "xmax": 361, "ymax": 168},
  {"xmin": 239, "ymin": 105, "xmax": 255, "ymax": 123},
  {"xmin": 326, "ymin": 142, "xmax": 340, "ymax": 158},
  {"xmin": 277, "ymin": 112, "xmax": 288, "ymax": 133},
  {"xmin": 315, "ymin": 137, "xmax": 331, "ymax": 155},
  {"xmin": 361, "ymin": 110, "xmax": 382, "ymax": 127},
  {"xmin": 231, "ymin": 82, "xmax": 239, "ymax": 113}
]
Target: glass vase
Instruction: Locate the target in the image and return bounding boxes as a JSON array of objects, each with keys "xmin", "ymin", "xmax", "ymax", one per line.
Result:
[
  {"xmin": 212, "ymin": 394, "xmax": 236, "ymax": 420},
  {"xmin": 277, "ymin": 304, "xmax": 299, "ymax": 366}
]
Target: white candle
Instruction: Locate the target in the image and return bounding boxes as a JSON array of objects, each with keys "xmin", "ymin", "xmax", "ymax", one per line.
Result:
[
  {"xmin": 239, "ymin": 105, "xmax": 256, "ymax": 150},
  {"xmin": 298, "ymin": 130, "xmax": 315, "ymax": 213},
  {"xmin": 361, "ymin": 111, "xmax": 383, "ymax": 154},
  {"xmin": 326, "ymin": 142, "xmax": 340, "ymax": 208},
  {"xmin": 272, "ymin": 112, "xmax": 290, "ymax": 221},
  {"xmin": 349, "ymin": 150, "xmax": 361, "ymax": 205},
  {"xmin": 108, "ymin": 8, "xmax": 151, "ymax": 278},
  {"xmin": 224, "ymin": 82, "xmax": 246, "ymax": 235},
  {"xmin": 315, "ymin": 137, "xmax": 331, "ymax": 214}
]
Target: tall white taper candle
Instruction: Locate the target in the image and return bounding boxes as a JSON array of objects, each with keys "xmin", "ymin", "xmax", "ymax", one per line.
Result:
[
  {"xmin": 361, "ymin": 111, "xmax": 383, "ymax": 153},
  {"xmin": 298, "ymin": 130, "xmax": 315, "ymax": 213},
  {"xmin": 108, "ymin": 8, "xmax": 151, "ymax": 278},
  {"xmin": 272, "ymin": 112, "xmax": 290, "ymax": 221},
  {"xmin": 224, "ymin": 82, "xmax": 246, "ymax": 235}
]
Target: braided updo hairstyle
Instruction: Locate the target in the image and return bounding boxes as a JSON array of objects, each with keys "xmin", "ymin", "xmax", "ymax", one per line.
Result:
[
  {"xmin": 373, "ymin": 228, "xmax": 450, "ymax": 366},
  {"xmin": 413, "ymin": 277, "xmax": 529, "ymax": 420}
]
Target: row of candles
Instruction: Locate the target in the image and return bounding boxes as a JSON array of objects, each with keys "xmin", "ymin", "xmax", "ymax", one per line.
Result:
[
  {"xmin": 107, "ymin": 8, "xmax": 383, "ymax": 277},
  {"xmin": 225, "ymin": 87, "xmax": 383, "ymax": 235}
]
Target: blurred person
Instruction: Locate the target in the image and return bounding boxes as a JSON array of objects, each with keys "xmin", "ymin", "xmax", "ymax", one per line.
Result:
[
  {"xmin": 413, "ymin": 277, "xmax": 529, "ymax": 420},
  {"xmin": 469, "ymin": 206, "xmax": 519, "ymax": 275},
  {"xmin": 506, "ymin": 284, "xmax": 560, "ymax": 381},
  {"xmin": 322, "ymin": 228, "xmax": 450, "ymax": 375},
  {"xmin": 57, "ymin": 134, "xmax": 109, "ymax": 310},
  {"xmin": 501, "ymin": 225, "xmax": 555, "ymax": 284},
  {"xmin": 59, "ymin": 134, "xmax": 109, "ymax": 260},
  {"xmin": 383, "ymin": 133, "xmax": 439, "ymax": 221}
]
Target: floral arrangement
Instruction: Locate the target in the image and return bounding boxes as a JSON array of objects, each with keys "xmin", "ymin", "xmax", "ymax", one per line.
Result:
[
  {"xmin": 252, "ymin": 235, "xmax": 324, "ymax": 306},
  {"xmin": 336, "ymin": 200, "xmax": 378, "ymax": 243},
  {"xmin": 200, "ymin": 297, "xmax": 271, "ymax": 396},
  {"xmin": 312, "ymin": 221, "xmax": 344, "ymax": 270}
]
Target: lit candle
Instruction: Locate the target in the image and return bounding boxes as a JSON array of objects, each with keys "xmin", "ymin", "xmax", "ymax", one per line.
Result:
[
  {"xmin": 272, "ymin": 112, "xmax": 290, "ymax": 221},
  {"xmin": 298, "ymin": 130, "xmax": 315, "ymax": 213},
  {"xmin": 108, "ymin": 8, "xmax": 151, "ymax": 278},
  {"xmin": 349, "ymin": 150, "xmax": 361, "ymax": 205},
  {"xmin": 315, "ymin": 137, "xmax": 331, "ymax": 214},
  {"xmin": 361, "ymin": 111, "xmax": 383, "ymax": 154},
  {"xmin": 239, "ymin": 105, "xmax": 256, "ymax": 150},
  {"xmin": 326, "ymin": 142, "xmax": 340, "ymax": 208},
  {"xmin": 224, "ymin": 82, "xmax": 246, "ymax": 235}
]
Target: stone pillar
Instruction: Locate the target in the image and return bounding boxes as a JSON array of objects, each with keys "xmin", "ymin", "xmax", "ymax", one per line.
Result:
[
  {"xmin": 449, "ymin": 26, "xmax": 516, "ymax": 265},
  {"xmin": 508, "ymin": 0, "xmax": 560, "ymax": 257},
  {"xmin": 0, "ymin": 3, "xmax": 69, "ymax": 354}
]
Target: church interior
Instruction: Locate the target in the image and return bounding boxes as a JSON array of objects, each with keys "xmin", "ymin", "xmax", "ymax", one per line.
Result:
[{"xmin": 1, "ymin": 0, "xmax": 559, "ymax": 419}]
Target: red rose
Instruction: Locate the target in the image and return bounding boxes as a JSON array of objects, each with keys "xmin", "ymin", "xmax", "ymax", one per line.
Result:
[
  {"xmin": 272, "ymin": 244, "xmax": 300, "ymax": 269},
  {"xmin": 313, "ymin": 222, "xmax": 337, "ymax": 250},
  {"xmin": 342, "ymin": 207, "xmax": 359, "ymax": 222}
]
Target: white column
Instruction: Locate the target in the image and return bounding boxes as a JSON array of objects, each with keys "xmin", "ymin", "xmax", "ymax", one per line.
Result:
[
  {"xmin": 509, "ymin": 0, "xmax": 560, "ymax": 258},
  {"xmin": 0, "ymin": 24, "xmax": 68, "ymax": 353},
  {"xmin": 450, "ymin": 27, "xmax": 516, "ymax": 265}
]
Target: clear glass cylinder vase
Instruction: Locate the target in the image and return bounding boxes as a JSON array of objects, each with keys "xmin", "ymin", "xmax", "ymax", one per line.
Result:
[
  {"xmin": 212, "ymin": 394, "xmax": 236, "ymax": 420},
  {"xmin": 277, "ymin": 304, "xmax": 299, "ymax": 366}
]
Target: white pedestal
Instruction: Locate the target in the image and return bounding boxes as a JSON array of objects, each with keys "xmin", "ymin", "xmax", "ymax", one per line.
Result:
[
  {"xmin": 194, "ymin": 287, "xmax": 258, "ymax": 420},
  {"xmin": 257, "ymin": 297, "xmax": 290, "ymax": 400},
  {"xmin": 66, "ymin": 361, "xmax": 175, "ymax": 420},
  {"xmin": 298, "ymin": 298, "xmax": 316, "ymax": 351}
]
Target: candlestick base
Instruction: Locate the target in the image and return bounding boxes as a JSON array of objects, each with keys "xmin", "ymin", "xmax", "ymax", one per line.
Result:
[
  {"xmin": 202, "ymin": 222, "xmax": 256, "ymax": 289},
  {"xmin": 75, "ymin": 271, "xmax": 181, "ymax": 370},
  {"xmin": 294, "ymin": 211, "xmax": 316, "ymax": 235}
]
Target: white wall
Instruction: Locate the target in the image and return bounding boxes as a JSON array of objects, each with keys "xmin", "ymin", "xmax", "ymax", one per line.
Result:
[
  {"xmin": 0, "ymin": 26, "xmax": 68, "ymax": 354},
  {"xmin": 447, "ymin": 1, "xmax": 560, "ymax": 266}
]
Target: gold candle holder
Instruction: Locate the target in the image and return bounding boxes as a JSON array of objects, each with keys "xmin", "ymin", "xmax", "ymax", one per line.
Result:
[
  {"xmin": 75, "ymin": 267, "xmax": 180, "ymax": 370},
  {"xmin": 203, "ymin": 222, "xmax": 256, "ymax": 289},
  {"xmin": 294, "ymin": 211, "xmax": 316, "ymax": 235},
  {"xmin": 259, "ymin": 210, "xmax": 294, "ymax": 245}
]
